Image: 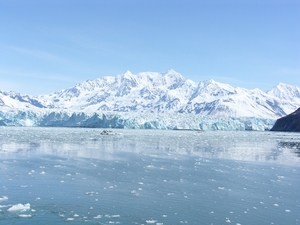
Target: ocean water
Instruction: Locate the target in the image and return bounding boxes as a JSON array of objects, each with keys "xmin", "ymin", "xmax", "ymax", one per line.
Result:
[{"xmin": 0, "ymin": 127, "xmax": 299, "ymax": 225}]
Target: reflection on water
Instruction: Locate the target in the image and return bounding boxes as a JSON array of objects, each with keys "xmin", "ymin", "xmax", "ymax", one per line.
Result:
[
  {"xmin": 0, "ymin": 127, "xmax": 299, "ymax": 225},
  {"xmin": 0, "ymin": 127, "xmax": 299, "ymax": 165},
  {"xmin": 278, "ymin": 141, "xmax": 300, "ymax": 157}
]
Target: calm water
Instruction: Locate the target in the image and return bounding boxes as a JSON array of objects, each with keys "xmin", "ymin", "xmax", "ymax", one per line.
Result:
[{"xmin": 0, "ymin": 127, "xmax": 299, "ymax": 225}]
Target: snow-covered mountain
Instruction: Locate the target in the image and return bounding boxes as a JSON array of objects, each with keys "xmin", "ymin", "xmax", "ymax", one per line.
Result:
[{"xmin": 1, "ymin": 69, "xmax": 300, "ymax": 130}]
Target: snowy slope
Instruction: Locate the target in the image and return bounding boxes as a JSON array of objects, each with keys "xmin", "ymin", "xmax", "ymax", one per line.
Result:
[
  {"xmin": 35, "ymin": 70, "xmax": 300, "ymax": 119},
  {"xmin": 39, "ymin": 70, "xmax": 199, "ymax": 113},
  {"xmin": 1, "ymin": 69, "xmax": 300, "ymax": 129},
  {"xmin": 0, "ymin": 90, "xmax": 53, "ymax": 109}
]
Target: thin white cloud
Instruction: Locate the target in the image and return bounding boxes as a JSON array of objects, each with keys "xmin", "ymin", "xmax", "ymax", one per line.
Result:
[
  {"xmin": 0, "ymin": 80, "xmax": 23, "ymax": 93},
  {"xmin": 277, "ymin": 67, "xmax": 300, "ymax": 76},
  {"xmin": 6, "ymin": 46, "xmax": 69, "ymax": 64},
  {"xmin": 0, "ymin": 68, "xmax": 82, "ymax": 95},
  {"xmin": 48, "ymin": 27, "xmax": 135, "ymax": 59},
  {"xmin": 0, "ymin": 68, "xmax": 78, "ymax": 83}
]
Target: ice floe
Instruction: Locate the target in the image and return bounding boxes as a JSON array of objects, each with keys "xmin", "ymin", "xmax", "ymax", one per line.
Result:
[
  {"xmin": 19, "ymin": 214, "xmax": 32, "ymax": 218},
  {"xmin": 7, "ymin": 203, "xmax": 30, "ymax": 212},
  {"xmin": 0, "ymin": 196, "xmax": 8, "ymax": 202}
]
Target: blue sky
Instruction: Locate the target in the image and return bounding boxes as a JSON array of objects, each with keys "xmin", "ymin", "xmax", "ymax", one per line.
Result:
[{"xmin": 0, "ymin": 0, "xmax": 299, "ymax": 95}]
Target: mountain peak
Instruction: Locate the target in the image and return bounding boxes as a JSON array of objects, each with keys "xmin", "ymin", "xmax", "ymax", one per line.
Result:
[
  {"xmin": 163, "ymin": 69, "xmax": 183, "ymax": 78},
  {"xmin": 164, "ymin": 69, "xmax": 178, "ymax": 74},
  {"xmin": 120, "ymin": 70, "xmax": 135, "ymax": 81},
  {"xmin": 202, "ymin": 79, "xmax": 233, "ymax": 90},
  {"xmin": 267, "ymin": 82, "xmax": 300, "ymax": 100},
  {"xmin": 205, "ymin": 79, "xmax": 217, "ymax": 84},
  {"xmin": 119, "ymin": 70, "xmax": 137, "ymax": 83},
  {"xmin": 269, "ymin": 82, "xmax": 300, "ymax": 91},
  {"xmin": 275, "ymin": 82, "xmax": 291, "ymax": 89},
  {"xmin": 2, "ymin": 70, "xmax": 300, "ymax": 120},
  {"xmin": 161, "ymin": 69, "xmax": 185, "ymax": 89},
  {"xmin": 123, "ymin": 70, "xmax": 133, "ymax": 76}
]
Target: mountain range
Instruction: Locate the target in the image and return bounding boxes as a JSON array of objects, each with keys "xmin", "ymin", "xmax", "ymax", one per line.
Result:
[{"xmin": 1, "ymin": 70, "xmax": 300, "ymax": 130}]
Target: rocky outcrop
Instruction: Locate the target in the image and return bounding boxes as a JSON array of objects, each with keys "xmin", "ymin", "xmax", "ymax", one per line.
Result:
[{"xmin": 270, "ymin": 108, "xmax": 300, "ymax": 132}]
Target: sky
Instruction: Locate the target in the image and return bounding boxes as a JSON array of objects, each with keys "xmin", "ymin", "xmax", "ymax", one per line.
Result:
[{"xmin": 0, "ymin": 0, "xmax": 299, "ymax": 95}]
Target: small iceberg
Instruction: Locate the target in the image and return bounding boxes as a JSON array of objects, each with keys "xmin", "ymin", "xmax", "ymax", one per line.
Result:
[
  {"xmin": 7, "ymin": 203, "xmax": 30, "ymax": 212},
  {"xmin": 100, "ymin": 130, "xmax": 122, "ymax": 135},
  {"xmin": 19, "ymin": 214, "xmax": 32, "ymax": 218},
  {"xmin": 0, "ymin": 196, "xmax": 8, "ymax": 202}
]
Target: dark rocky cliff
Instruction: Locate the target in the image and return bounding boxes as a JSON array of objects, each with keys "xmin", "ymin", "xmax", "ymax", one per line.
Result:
[{"xmin": 270, "ymin": 108, "xmax": 300, "ymax": 132}]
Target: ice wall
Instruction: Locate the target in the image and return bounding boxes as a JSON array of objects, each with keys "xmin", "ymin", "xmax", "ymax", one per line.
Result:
[{"xmin": 0, "ymin": 110, "xmax": 275, "ymax": 131}]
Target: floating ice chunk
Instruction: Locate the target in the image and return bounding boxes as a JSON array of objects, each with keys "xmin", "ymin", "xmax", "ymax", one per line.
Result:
[
  {"xmin": 66, "ymin": 218, "xmax": 74, "ymax": 221},
  {"xmin": 40, "ymin": 171, "xmax": 46, "ymax": 175},
  {"xmin": 85, "ymin": 191, "xmax": 98, "ymax": 196},
  {"xmin": 100, "ymin": 130, "xmax": 122, "ymax": 135},
  {"xmin": 146, "ymin": 220, "xmax": 157, "ymax": 224},
  {"xmin": 19, "ymin": 214, "xmax": 31, "ymax": 218},
  {"xmin": 0, "ymin": 196, "xmax": 8, "ymax": 202},
  {"xmin": 146, "ymin": 165, "xmax": 154, "ymax": 168},
  {"xmin": 94, "ymin": 215, "xmax": 102, "ymax": 218},
  {"xmin": 225, "ymin": 217, "xmax": 231, "ymax": 223},
  {"xmin": 111, "ymin": 215, "xmax": 120, "ymax": 217},
  {"xmin": 7, "ymin": 203, "xmax": 30, "ymax": 212},
  {"xmin": 285, "ymin": 209, "xmax": 291, "ymax": 212},
  {"xmin": 131, "ymin": 190, "xmax": 139, "ymax": 196}
]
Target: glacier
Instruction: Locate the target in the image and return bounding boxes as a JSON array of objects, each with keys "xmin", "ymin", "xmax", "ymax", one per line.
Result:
[
  {"xmin": 1, "ymin": 69, "xmax": 300, "ymax": 130},
  {"xmin": 0, "ymin": 110, "xmax": 275, "ymax": 131}
]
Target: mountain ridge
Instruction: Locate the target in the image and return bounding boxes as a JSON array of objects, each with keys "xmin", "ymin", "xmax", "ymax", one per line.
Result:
[{"xmin": 1, "ymin": 70, "xmax": 300, "ymax": 120}]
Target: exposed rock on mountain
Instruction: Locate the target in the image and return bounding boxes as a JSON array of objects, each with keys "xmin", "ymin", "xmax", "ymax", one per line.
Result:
[{"xmin": 270, "ymin": 108, "xmax": 300, "ymax": 132}]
